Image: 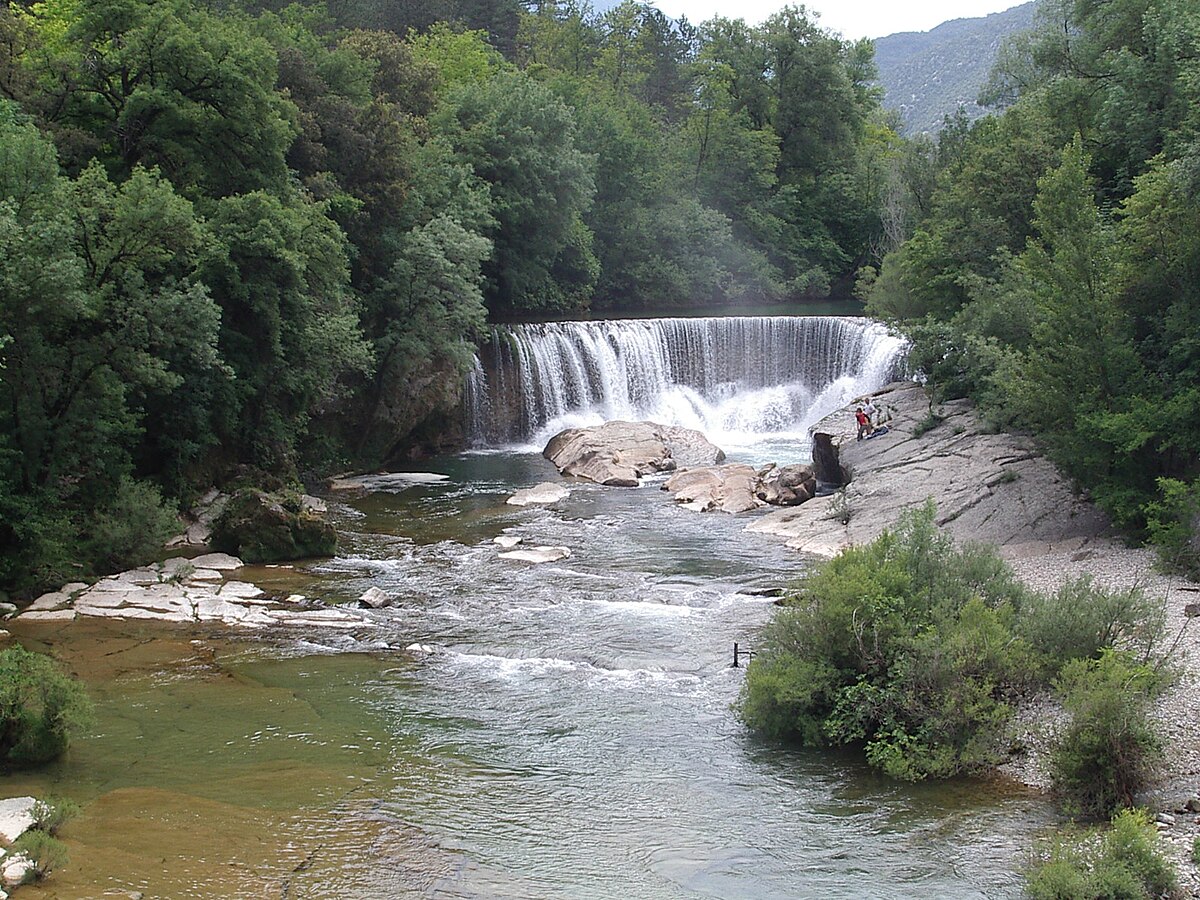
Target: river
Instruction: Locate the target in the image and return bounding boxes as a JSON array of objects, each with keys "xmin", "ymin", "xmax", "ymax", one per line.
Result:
[{"xmin": 8, "ymin": 316, "xmax": 1053, "ymax": 898}]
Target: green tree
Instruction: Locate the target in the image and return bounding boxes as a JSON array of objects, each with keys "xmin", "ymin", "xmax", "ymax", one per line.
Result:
[
  {"xmin": 436, "ymin": 68, "xmax": 596, "ymax": 311},
  {"xmin": 19, "ymin": 0, "xmax": 297, "ymax": 197}
]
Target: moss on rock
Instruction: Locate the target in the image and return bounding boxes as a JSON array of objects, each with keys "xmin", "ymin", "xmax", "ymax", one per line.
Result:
[{"xmin": 211, "ymin": 489, "xmax": 337, "ymax": 563}]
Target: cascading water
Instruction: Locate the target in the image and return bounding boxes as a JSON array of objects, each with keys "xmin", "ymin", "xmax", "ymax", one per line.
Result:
[{"xmin": 465, "ymin": 316, "xmax": 908, "ymax": 453}]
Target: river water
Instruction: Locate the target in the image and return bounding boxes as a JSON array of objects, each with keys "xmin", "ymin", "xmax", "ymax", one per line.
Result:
[{"xmin": 9, "ymin": 316, "xmax": 1053, "ymax": 898}]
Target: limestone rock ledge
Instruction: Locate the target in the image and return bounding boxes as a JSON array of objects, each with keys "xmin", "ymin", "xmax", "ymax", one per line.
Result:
[
  {"xmin": 18, "ymin": 554, "xmax": 369, "ymax": 630},
  {"xmin": 747, "ymin": 382, "xmax": 1112, "ymax": 557}
]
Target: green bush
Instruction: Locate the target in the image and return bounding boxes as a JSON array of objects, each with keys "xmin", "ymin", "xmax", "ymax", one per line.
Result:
[
  {"xmin": 1019, "ymin": 577, "xmax": 1164, "ymax": 679},
  {"xmin": 31, "ymin": 796, "xmax": 80, "ymax": 835},
  {"xmin": 1048, "ymin": 652, "xmax": 1169, "ymax": 819},
  {"xmin": 1145, "ymin": 477, "xmax": 1200, "ymax": 579},
  {"xmin": 0, "ymin": 646, "xmax": 93, "ymax": 767},
  {"xmin": 11, "ymin": 829, "xmax": 69, "ymax": 880},
  {"xmin": 1027, "ymin": 808, "xmax": 1178, "ymax": 900},
  {"xmin": 738, "ymin": 503, "xmax": 1037, "ymax": 779}
]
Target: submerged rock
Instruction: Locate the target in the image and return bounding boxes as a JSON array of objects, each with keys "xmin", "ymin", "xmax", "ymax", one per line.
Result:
[
  {"xmin": 543, "ymin": 421, "xmax": 725, "ymax": 486},
  {"xmin": 211, "ymin": 489, "xmax": 337, "ymax": 563}
]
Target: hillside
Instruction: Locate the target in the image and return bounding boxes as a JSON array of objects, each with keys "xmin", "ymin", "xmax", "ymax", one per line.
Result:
[{"xmin": 874, "ymin": 1, "xmax": 1036, "ymax": 135}]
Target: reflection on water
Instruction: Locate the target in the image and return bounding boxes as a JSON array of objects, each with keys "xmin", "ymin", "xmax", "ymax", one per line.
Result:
[{"xmin": 8, "ymin": 449, "xmax": 1049, "ymax": 898}]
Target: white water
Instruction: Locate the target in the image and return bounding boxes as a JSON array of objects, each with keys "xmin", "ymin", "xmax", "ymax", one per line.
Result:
[{"xmin": 465, "ymin": 316, "xmax": 907, "ymax": 453}]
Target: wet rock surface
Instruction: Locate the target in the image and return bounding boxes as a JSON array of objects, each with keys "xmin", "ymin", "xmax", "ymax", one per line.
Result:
[{"xmin": 19, "ymin": 557, "xmax": 368, "ymax": 630}]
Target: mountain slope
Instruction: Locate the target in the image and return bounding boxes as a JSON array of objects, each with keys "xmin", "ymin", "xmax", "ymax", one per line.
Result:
[{"xmin": 874, "ymin": 2, "xmax": 1036, "ymax": 135}]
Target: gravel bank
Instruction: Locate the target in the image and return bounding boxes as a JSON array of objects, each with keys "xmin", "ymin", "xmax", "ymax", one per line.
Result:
[{"xmin": 1006, "ymin": 542, "xmax": 1200, "ymax": 895}]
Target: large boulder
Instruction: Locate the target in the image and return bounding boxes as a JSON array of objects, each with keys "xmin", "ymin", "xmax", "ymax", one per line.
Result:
[
  {"xmin": 756, "ymin": 464, "xmax": 817, "ymax": 506},
  {"xmin": 211, "ymin": 489, "xmax": 337, "ymax": 563},
  {"xmin": 543, "ymin": 421, "xmax": 725, "ymax": 486},
  {"xmin": 662, "ymin": 463, "xmax": 817, "ymax": 514}
]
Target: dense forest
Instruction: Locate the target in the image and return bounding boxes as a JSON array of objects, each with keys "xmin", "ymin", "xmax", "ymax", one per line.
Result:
[
  {"xmin": 1, "ymin": 0, "xmax": 1197, "ymax": 597},
  {"xmin": 862, "ymin": 0, "xmax": 1200, "ymax": 573},
  {"xmin": 0, "ymin": 0, "xmax": 890, "ymax": 594}
]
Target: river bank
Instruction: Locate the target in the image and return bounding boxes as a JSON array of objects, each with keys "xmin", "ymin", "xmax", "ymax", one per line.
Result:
[{"xmin": 767, "ymin": 381, "xmax": 1200, "ymax": 893}]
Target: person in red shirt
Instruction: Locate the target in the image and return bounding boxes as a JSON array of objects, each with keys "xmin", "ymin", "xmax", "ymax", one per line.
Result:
[{"xmin": 855, "ymin": 407, "xmax": 871, "ymax": 441}]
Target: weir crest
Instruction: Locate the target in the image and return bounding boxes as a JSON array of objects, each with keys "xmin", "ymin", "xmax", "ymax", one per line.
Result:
[{"xmin": 465, "ymin": 316, "xmax": 907, "ymax": 449}]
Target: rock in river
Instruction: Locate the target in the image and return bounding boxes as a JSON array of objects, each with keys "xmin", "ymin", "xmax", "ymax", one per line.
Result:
[
  {"xmin": 498, "ymin": 546, "xmax": 572, "ymax": 564},
  {"xmin": 507, "ymin": 483, "xmax": 570, "ymax": 506},
  {"xmin": 543, "ymin": 421, "xmax": 725, "ymax": 486}
]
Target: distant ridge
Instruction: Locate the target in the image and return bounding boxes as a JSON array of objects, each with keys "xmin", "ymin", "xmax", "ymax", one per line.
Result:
[{"xmin": 874, "ymin": 2, "xmax": 1037, "ymax": 135}]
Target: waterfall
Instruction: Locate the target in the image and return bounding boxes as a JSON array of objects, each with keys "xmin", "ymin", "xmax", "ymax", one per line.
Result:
[{"xmin": 465, "ymin": 316, "xmax": 908, "ymax": 451}]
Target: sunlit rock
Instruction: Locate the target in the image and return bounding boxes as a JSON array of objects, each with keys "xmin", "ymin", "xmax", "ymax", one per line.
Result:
[
  {"xmin": 506, "ymin": 483, "xmax": 569, "ymax": 506},
  {"xmin": 359, "ymin": 587, "xmax": 392, "ymax": 608},
  {"xmin": 0, "ymin": 798, "xmax": 36, "ymax": 843},
  {"xmin": 663, "ymin": 465, "xmax": 762, "ymax": 514},
  {"xmin": 498, "ymin": 546, "xmax": 572, "ymax": 563},
  {"xmin": 328, "ymin": 472, "xmax": 449, "ymax": 492},
  {"xmin": 190, "ymin": 553, "xmax": 245, "ymax": 571},
  {"xmin": 544, "ymin": 421, "xmax": 724, "ymax": 487}
]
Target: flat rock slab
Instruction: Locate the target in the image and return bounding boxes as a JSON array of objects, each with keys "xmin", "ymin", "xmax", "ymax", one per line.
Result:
[
  {"xmin": 28, "ymin": 592, "xmax": 70, "ymax": 611},
  {"xmin": 498, "ymin": 546, "xmax": 572, "ymax": 564},
  {"xmin": 493, "ymin": 535, "xmax": 523, "ymax": 548},
  {"xmin": 0, "ymin": 798, "xmax": 37, "ymax": 844},
  {"xmin": 189, "ymin": 553, "xmax": 244, "ymax": 571},
  {"xmin": 544, "ymin": 421, "xmax": 725, "ymax": 486},
  {"xmin": 506, "ymin": 483, "xmax": 570, "ymax": 506},
  {"xmin": 328, "ymin": 472, "xmax": 449, "ymax": 492},
  {"xmin": 747, "ymin": 382, "xmax": 1112, "ymax": 556},
  {"xmin": 19, "ymin": 609, "xmax": 77, "ymax": 622}
]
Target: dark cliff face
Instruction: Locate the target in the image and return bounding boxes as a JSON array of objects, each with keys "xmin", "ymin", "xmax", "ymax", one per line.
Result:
[
  {"xmin": 873, "ymin": 2, "xmax": 1037, "ymax": 135},
  {"xmin": 358, "ymin": 351, "xmax": 469, "ymax": 464}
]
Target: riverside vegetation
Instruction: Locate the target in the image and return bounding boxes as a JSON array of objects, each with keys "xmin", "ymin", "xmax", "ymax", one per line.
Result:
[
  {"xmin": 0, "ymin": 0, "xmax": 888, "ymax": 597},
  {"xmin": 740, "ymin": 503, "xmax": 1183, "ymax": 895}
]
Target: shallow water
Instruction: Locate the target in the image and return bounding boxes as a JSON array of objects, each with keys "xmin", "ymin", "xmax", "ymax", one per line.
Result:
[{"xmin": 8, "ymin": 448, "xmax": 1051, "ymax": 899}]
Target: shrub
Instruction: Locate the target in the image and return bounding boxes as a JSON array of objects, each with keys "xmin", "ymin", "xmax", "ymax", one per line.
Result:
[
  {"xmin": 1027, "ymin": 808, "xmax": 1178, "ymax": 900},
  {"xmin": 1145, "ymin": 477, "xmax": 1200, "ymax": 579},
  {"xmin": 1048, "ymin": 651, "xmax": 1169, "ymax": 819},
  {"xmin": 738, "ymin": 502, "xmax": 1037, "ymax": 779},
  {"xmin": 1019, "ymin": 577, "xmax": 1164, "ymax": 679},
  {"xmin": 11, "ymin": 830, "xmax": 69, "ymax": 880},
  {"xmin": 0, "ymin": 646, "xmax": 93, "ymax": 767},
  {"xmin": 31, "ymin": 796, "xmax": 80, "ymax": 835}
]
